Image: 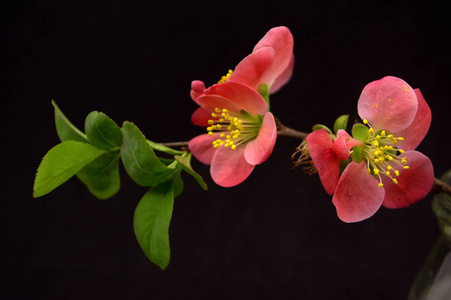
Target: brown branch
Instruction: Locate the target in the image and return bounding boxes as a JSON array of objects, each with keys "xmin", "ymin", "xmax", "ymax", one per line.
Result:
[
  {"xmin": 432, "ymin": 177, "xmax": 451, "ymax": 196},
  {"xmin": 159, "ymin": 141, "xmax": 190, "ymax": 147},
  {"xmin": 275, "ymin": 117, "xmax": 308, "ymax": 140},
  {"xmin": 157, "ymin": 119, "xmax": 451, "ymax": 197}
]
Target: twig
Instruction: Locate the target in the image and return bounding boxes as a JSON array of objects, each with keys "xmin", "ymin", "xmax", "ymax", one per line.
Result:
[
  {"xmin": 275, "ymin": 117, "xmax": 308, "ymax": 140},
  {"xmin": 432, "ymin": 177, "xmax": 451, "ymax": 196},
  {"xmin": 157, "ymin": 119, "xmax": 451, "ymax": 197},
  {"xmin": 159, "ymin": 141, "xmax": 190, "ymax": 147}
]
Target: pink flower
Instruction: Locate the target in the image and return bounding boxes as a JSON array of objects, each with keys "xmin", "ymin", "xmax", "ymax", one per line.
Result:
[
  {"xmin": 189, "ymin": 82, "xmax": 277, "ymax": 187},
  {"xmin": 190, "ymin": 26, "xmax": 294, "ymax": 101},
  {"xmin": 307, "ymin": 129, "xmax": 363, "ymax": 195},
  {"xmin": 307, "ymin": 76, "xmax": 434, "ymax": 222}
]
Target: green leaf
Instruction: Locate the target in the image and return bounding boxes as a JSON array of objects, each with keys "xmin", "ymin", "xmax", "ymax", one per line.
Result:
[
  {"xmin": 174, "ymin": 153, "xmax": 207, "ymax": 190},
  {"xmin": 120, "ymin": 122, "xmax": 179, "ymax": 186},
  {"xmin": 352, "ymin": 123, "xmax": 369, "ymax": 142},
  {"xmin": 172, "ymin": 172, "xmax": 184, "ymax": 198},
  {"xmin": 312, "ymin": 124, "xmax": 333, "ymax": 134},
  {"xmin": 257, "ymin": 83, "xmax": 270, "ymax": 110},
  {"xmin": 76, "ymin": 152, "xmax": 121, "ymax": 199},
  {"xmin": 333, "ymin": 114, "xmax": 349, "ymax": 134},
  {"xmin": 134, "ymin": 179, "xmax": 175, "ymax": 269},
  {"xmin": 85, "ymin": 111, "xmax": 123, "ymax": 151},
  {"xmin": 52, "ymin": 100, "xmax": 88, "ymax": 143},
  {"xmin": 351, "ymin": 145, "xmax": 364, "ymax": 163},
  {"xmin": 146, "ymin": 140, "xmax": 185, "ymax": 155},
  {"xmin": 34, "ymin": 141, "xmax": 106, "ymax": 197}
]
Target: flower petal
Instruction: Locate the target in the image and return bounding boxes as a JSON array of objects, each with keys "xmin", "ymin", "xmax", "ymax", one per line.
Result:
[
  {"xmin": 189, "ymin": 133, "xmax": 220, "ymax": 165},
  {"xmin": 244, "ymin": 112, "xmax": 277, "ymax": 165},
  {"xmin": 306, "ymin": 129, "xmax": 340, "ymax": 195},
  {"xmin": 334, "ymin": 130, "xmax": 364, "ymax": 160},
  {"xmin": 394, "ymin": 89, "xmax": 432, "ymax": 151},
  {"xmin": 333, "ymin": 135, "xmax": 350, "ymax": 160},
  {"xmin": 210, "ymin": 145, "xmax": 255, "ymax": 187},
  {"xmin": 332, "ymin": 162, "xmax": 385, "ymax": 223},
  {"xmin": 253, "ymin": 26, "xmax": 294, "ymax": 87},
  {"xmin": 205, "ymin": 82, "xmax": 268, "ymax": 115},
  {"xmin": 382, "ymin": 151, "xmax": 434, "ymax": 208},
  {"xmin": 357, "ymin": 76, "xmax": 418, "ymax": 132},
  {"xmin": 190, "ymin": 80, "xmax": 206, "ymax": 102},
  {"xmin": 191, "ymin": 107, "xmax": 213, "ymax": 127},
  {"xmin": 196, "ymin": 94, "xmax": 243, "ymax": 115},
  {"xmin": 270, "ymin": 54, "xmax": 295, "ymax": 94},
  {"xmin": 228, "ymin": 47, "xmax": 275, "ymax": 91},
  {"xmin": 337, "ymin": 129, "xmax": 364, "ymax": 149}
]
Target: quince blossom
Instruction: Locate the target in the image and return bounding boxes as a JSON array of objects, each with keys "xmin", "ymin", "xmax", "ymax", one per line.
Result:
[
  {"xmin": 189, "ymin": 82, "xmax": 277, "ymax": 187},
  {"xmin": 190, "ymin": 26, "xmax": 294, "ymax": 101},
  {"xmin": 306, "ymin": 76, "xmax": 434, "ymax": 222}
]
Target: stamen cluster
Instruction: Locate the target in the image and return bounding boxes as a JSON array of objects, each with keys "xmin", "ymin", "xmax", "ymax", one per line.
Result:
[
  {"xmin": 217, "ymin": 69, "xmax": 233, "ymax": 84},
  {"xmin": 362, "ymin": 119, "xmax": 409, "ymax": 188},
  {"xmin": 207, "ymin": 108, "xmax": 260, "ymax": 150}
]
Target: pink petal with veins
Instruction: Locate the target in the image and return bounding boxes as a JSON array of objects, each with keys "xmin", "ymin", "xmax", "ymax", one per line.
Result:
[
  {"xmin": 253, "ymin": 26, "xmax": 294, "ymax": 87},
  {"xmin": 244, "ymin": 112, "xmax": 277, "ymax": 165},
  {"xmin": 191, "ymin": 107, "xmax": 213, "ymax": 127},
  {"xmin": 394, "ymin": 89, "xmax": 432, "ymax": 151},
  {"xmin": 307, "ymin": 129, "xmax": 340, "ymax": 195},
  {"xmin": 188, "ymin": 133, "xmax": 220, "ymax": 165},
  {"xmin": 228, "ymin": 47, "xmax": 275, "ymax": 91},
  {"xmin": 270, "ymin": 54, "xmax": 295, "ymax": 94},
  {"xmin": 205, "ymin": 82, "xmax": 268, "ymax": 115},
  {"xmin": 210, "ymin": 145, "xmax": 255, "ymax": 187},
  {"xmin": 332, "ymin": 162, "xmax": 385, "ymax": 223},
  {"xmin": 382, "ymin": 151, "xmax": 434, "ymax": 208},
  {"xmin": 357, "ymin": 76, "xmax": 418, "ymax": 132}
]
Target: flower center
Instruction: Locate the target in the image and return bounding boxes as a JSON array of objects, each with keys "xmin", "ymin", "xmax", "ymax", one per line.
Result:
[
  {"xmin": 207, "ymin": 108, "xmax": 261, "ymax": 150},
  {"xmin": 362, "ymin": 119, "xmax": 409, "ymax": 188},
  {"xmin": 217, "ymin": 69, "xmax": 233, "ymax": 84}
]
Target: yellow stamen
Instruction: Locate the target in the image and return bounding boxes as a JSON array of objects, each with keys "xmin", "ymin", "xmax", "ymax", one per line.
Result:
[
  {"xmin": 360, "ymin": 119, "xmax": 409, "ymax": 189},
  {"xmin": 217, "ymin": 69, "xmax": 233, "ymax": 84}
]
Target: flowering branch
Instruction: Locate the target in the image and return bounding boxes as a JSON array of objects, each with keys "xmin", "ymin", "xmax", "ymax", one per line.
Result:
[{"xmin": 32, "ymin": 26, "xmax": 450, "ymax": 269}]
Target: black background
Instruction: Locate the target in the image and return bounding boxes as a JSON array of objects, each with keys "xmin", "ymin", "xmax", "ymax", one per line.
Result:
[{"xmin": 2, "ymin": 1, "xmax": 450, "ymax": 299}]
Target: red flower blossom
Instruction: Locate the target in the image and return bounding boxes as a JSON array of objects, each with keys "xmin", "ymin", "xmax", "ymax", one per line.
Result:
[
  {"xmin": 190, "ymin": 26, "xmax": 294, "ymax": 101},
  {"xmin": 189, "ymin": 82, "xmax": 277, "ymax": 187},
  {"xmin": 307, "ymin": 76, "xmax": 434, "ymax": 222}
]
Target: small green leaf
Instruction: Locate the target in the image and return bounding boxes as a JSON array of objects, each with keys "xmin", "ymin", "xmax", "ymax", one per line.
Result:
[
  {"xmin": 333, "ymin": 114, "xmax": 349, "ymax": 134},
  {"xmin": 352, "ymin": 123, "xmax": 369, "ymax": 142},
  {"xmin": 146, "ymin": 140, "xmax": 185, "ymax": 155},
  {"xmin": 351, "ymin": 145, "xmax": 364, "ymax": 163},
  {"xmin": 34, "ymin": 141, "xmax": 106, "ymax": 197},
  {"xmin": 134, "ymin": 179, "xmax": 175, "ymax": 270},
  {"xmin": 312, "ymin": 124, "xmax": 333, "ymax": 134},
  {"xmin": 120, "ymin": 122, "xmax": 178, "ymax": 186},
  {"xmin": 85, "ymin": 111, "xmax": 123, "ymax": 151},
  {"xmin": 52, "ymin": 100, "xmax": 88, "ymax": 143},
  {"xmin": 257, "ymin": 83, "xmax": 270, "ymax": 110},
  {"xmin": 174, "ymin": 153, "xmax": 207, "ymax": 190},
  {"xmin": 76, "ymin": 152, "xmax": 121, "ymax": 199}
]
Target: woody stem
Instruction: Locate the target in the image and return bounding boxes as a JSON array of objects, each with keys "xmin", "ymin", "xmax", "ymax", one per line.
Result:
[
  {"xmin": 432, "ymin": 178, "xmax": 451, "ymax": 196},
  {"xmin": 275, "ymin": 117, "xmax": 309, "ymax": 139}
]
